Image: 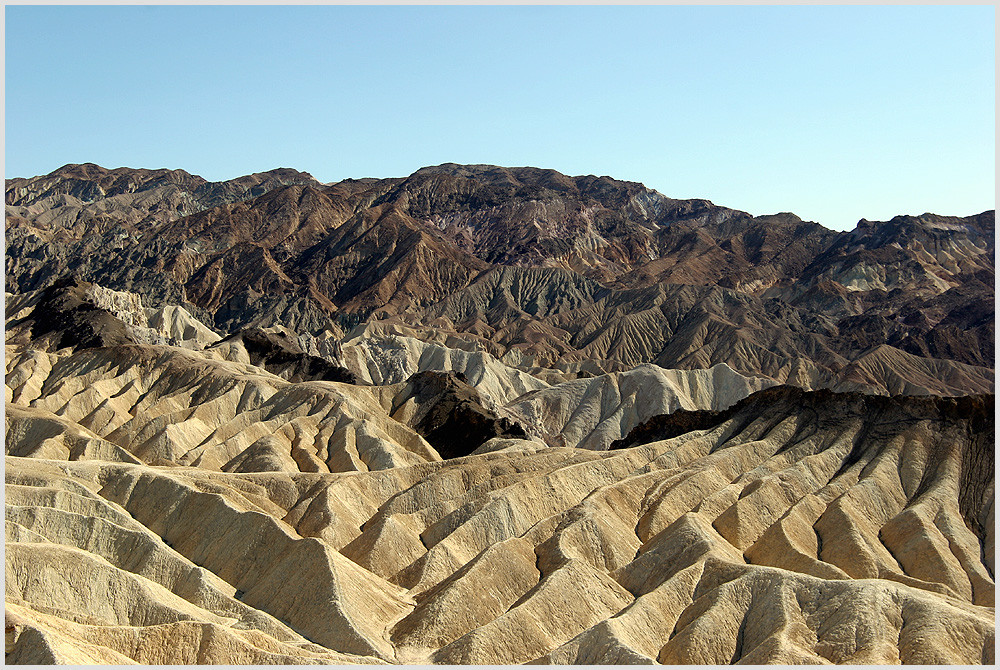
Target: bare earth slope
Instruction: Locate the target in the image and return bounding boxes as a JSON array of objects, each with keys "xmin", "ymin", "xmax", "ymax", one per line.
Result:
[
  {"xmin": 4, "ymin": 287, "xmax": 995, "ymax": 664},
  {"xmin": 6, "ymin": 368, "xmax": 994, "ymax": 664}
]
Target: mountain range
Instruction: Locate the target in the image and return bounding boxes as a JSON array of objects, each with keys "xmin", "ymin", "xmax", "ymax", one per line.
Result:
[
  {"xmin": 4, "ymin": 162, "xmax": 994, "ymax": 665},
  {"xmin": 6, "ymin": 162, "xmax": 994, "ymax": 395}
]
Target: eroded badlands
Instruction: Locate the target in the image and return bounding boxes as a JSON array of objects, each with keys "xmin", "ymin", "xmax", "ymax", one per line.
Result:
[{"xmin": 5, "ymin": 330, "xmax": 994, "ymax": 664}]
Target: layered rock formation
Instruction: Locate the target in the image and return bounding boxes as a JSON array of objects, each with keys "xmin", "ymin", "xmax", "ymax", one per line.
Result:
[{"xmin": 4, "ymin": 162, "xmax": 995, "ymax": 665}]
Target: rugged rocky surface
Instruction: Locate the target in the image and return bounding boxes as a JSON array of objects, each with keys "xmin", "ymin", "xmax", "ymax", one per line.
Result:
[
  {"xmin": 5, "ymin": 278, "xmax": 221, "ymax": 352},
  {"xmin": 5, "ymin": 163, "xmax": 317, "ymax": 250},
  {"xmin": 387, "ymin": 370, "xmax": 527, "ymax": 459},
  {"xmin": 4, "ymin": 162, "xmax": 995, "ymax": 665},
  {"xmin": 504, "ymin": 363, "xmax": 777, "ymax": 451},
  {"xmin": 6, "ymin": 163, "xmax": 993, "ymax": 396}
]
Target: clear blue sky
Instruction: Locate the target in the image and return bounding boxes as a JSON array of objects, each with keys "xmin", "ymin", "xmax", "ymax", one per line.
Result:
[{"xmin": 5, "ymin": 5, "xmax": 994, "ymax": 230}]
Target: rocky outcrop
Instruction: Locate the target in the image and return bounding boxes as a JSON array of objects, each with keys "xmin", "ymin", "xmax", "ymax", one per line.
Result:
[
  {"xmin": 339, "ymin": 332, "xmax": 550, "ymax": 405},
  {"xmin": 144, "ymin": 304, "xmax": 222, "ymax": 349},
  {"xmin": 505, "ymin": 362, "xmax": 776, "ymax": 450},
  {"xmin": 213, "ymin": 325, "xmax": 356, "ymax": 384},
  {"xmin": 5, "ymin": 279, "xmax": 221, "ymax": 353}
]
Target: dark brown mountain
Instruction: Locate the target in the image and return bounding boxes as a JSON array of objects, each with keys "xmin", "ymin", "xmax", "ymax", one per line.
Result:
[
  {"xmin": 5, "ymin": 163, "xmax": 318, "ymax": 311},
  {"xmin": 215, "ymin": 325, "xmax": 357, "ymax": 384},
  {"xmin": 5, "ymin": 163, "xmax": 993, "ymax": 396},
  {"xmin": 5, "ymin": 162, "xmax": 317, "ymax": 211}
]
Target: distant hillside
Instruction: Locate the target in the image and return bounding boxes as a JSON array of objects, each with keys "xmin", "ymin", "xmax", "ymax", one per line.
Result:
[{"xmin": 5, "ymin": 162, "xmax": 994, "ymax": 396}]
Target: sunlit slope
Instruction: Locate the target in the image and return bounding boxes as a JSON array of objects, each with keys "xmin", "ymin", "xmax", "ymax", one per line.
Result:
[{"xmin": 6, "ymin": 383, "xmax": 994, "ymax": 664}]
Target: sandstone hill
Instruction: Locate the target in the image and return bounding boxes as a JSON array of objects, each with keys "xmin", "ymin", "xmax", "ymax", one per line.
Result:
[
  {"xmin": 4, "ymin": 162, "xmax": 995, "ymax": 665},
  {"xmin": 3, "ymin": 283, "xmax": 778, "ymax": 459},
  {"xmin": 5, "ymin": 340, "xmax": 994, "ymax": 663}
]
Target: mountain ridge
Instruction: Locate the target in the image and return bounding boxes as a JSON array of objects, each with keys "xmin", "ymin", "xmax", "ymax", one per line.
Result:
[{"xmin": 6, "ymin": 162, "xmax": 994, "ymax": 398}]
